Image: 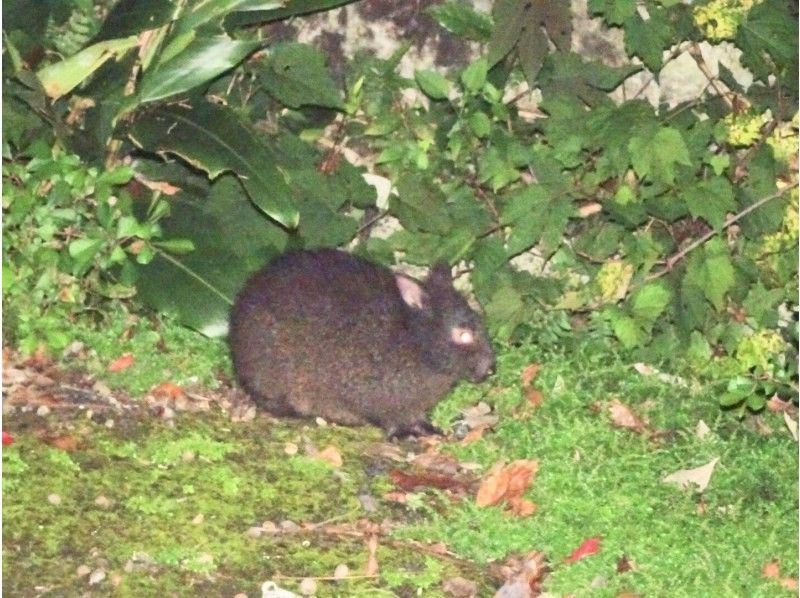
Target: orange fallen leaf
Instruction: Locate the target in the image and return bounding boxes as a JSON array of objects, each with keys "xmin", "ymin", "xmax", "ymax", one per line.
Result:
[
  {"xmin": 763, "ymin": 560, "xmax": 781, "ymax": 579},
  {"xmin": 108, "ymin": 353, "xmax": 134, "ymax": 372},
  {"xmin": 521, "ymin": 363, "xmax": 540, "ymax": 387},
  {"xmin": 317, "ymin": 445, "xmax": 343, "ymax": 468},
  {"xmin": 476, "ymin": 459, "xmax": 539, "ymax": 516},
  {"xmin": 152, "ymin": 381, "xmax": 185, "ymax": 399},
  {"xmin": 563, "ymin": 537, "xmax": 601, "ymax": 564},
  {"xmin": 780, "ymin": 578, "xmax": 798, "ymax": 590}
]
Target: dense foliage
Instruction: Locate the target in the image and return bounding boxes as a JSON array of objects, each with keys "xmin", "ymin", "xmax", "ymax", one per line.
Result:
[{"xmin": 3, "ymin": 0, "xmax": 797, "ymax": 409}]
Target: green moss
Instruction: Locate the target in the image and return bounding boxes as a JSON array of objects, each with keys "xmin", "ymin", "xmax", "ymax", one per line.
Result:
[{"xmin": 4, "ymin": 331, "xmax": 797, "ymax": 595}]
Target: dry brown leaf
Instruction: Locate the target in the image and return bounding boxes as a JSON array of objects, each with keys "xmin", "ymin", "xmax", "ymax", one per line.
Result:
[
  {"xmin": 460, "ymin": 428, "xmax": 486, "ymax": 445},
  {"xmin": 507, "ymin": 497, "xmax": 537, "ymax": 517},
  {"xmin": 476, "ymin": 459, "xmax": 539, "ymax": 512},
  {"xmin": 442, "ymin": 576, "xmax": 478, "ymax": 598},
  {"xmin": 662, "ymin": 458, "xmax": 719, "ymax": 492},
  {"xmin": 521, "ymin": 363, "xmax": 540, "ymax": 387},
  {"xmin": 526, "ymin": 388, "xmax": 544, "ymax": 409},
  {"xmin": 784, "ymin": 412, "xmax": 798, "ymax": 442},
  {"xmin": 389, "ymin": 470, "xmax": 467, "ymax": 493},
  {"xmin": 318, "ymin": 445, "xmax": 343, "ymax": 468},
  {"xmin": 364, "ymin": 533, "xmax": 379, "ymax": 576},
  {"xmin": 608, "ymin": 399, "xmax": 648, "ymax": 434}
]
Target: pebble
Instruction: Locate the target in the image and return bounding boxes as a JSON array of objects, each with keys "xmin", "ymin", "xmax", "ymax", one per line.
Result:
[
  {"xmin": 76, "ymin": 565, "xmax": 91, "ymax": 577},
  {"xmin": 299, "ymin": 577, "xmax": 317, "ymax": 596},
  {"xmin": 36, "ymin": 405, "xmax": 51, "ymax": 417},
  {"xmin": 47, "ymin": 494, "xmax": 62, "ymax": 505},
  {"xmin": 333, "ymin": 564, "xmax": 349, "ymax": 579},
  {"xmin": 88, "ymin": 568, "xmax": 106, "ymax": 585},
  {"xmin": 94, "ymin": 495, "xmax": 113, "ymax": 508}
]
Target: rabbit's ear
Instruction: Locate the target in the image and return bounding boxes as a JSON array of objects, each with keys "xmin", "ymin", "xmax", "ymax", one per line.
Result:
[
  {"xmin": 396, "ymin": 274, "xmax": 428, "ymax": 309},
  {"xmin": 427, "ymin": 262, "xmax": 453, "ymax": 288}
]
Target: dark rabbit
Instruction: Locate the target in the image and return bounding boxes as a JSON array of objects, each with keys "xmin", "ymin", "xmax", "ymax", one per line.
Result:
[{"xmin": 229, "ymin": 249, "xmax": 495, "ymax": 437}]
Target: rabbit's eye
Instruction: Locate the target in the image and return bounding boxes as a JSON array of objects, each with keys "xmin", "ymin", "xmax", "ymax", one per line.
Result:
[{"xmin": 452, "ymin": 327, "xmax": 475, "ymax": 345}]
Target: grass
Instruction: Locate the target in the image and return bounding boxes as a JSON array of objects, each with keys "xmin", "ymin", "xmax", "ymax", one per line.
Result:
[{"xmin": 3, "ymin": 314, "xmax": 798, "ymax": 596}]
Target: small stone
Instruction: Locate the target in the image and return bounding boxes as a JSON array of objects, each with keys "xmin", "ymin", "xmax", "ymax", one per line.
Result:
[
  {"xmin": 36, "ymin": 405, "xmax": 51, "ymax": 417},
  {"xmin": 88, "ymin": 568, "xmax": 106, "ymax": 585},
  {"xmin": 314, "ymin": 417, "xmax": 328, "ymax": 427},
  {"xmin": 279, "ymin": 520, "xmax": 299, "ymax": 532},
  {"xmin": 48, "ymin": 494, "xmax": 62, "ymax": 505},
  {"xmin": 92, "ymin": 381, "xmax": 112, "ymax": 398},
  {"xmin": 246, "ymin": 526, "xmax": 263, "ymax": 538},
  {"xmin": 63, "ymin": 341, "xmax": 85, "ymax": 358},
  {"xmin": 104, "ymin": 419, "xmax": 115, "ymax": 429},
  {"xmin": 76, "ymin": 565, "xmax": 91, "ymax": 577},
  {"xmin": 182, "ymin": 450, "xmax": 196, "ymax": 462},
  {"xmin": 94, "ymin": 495, "xmax": 113, "ymax": 508},
  {"xmin": 261, "ymin": 521, "xmax": 278, "ymax": 533},
  {"xmin": 298, "ymin": 577, "xmax": 317, "ymax": 596},
  {"xmin": 284, "ymin": 442, "xmax": 299, "ymax": 456},
  {"xmin": 192, "ymin": 513, "xmax": 204, "ymax": 525},
  {"xmin": 333, "ymin": 564, "xmax": 349, "ymax": 579}
]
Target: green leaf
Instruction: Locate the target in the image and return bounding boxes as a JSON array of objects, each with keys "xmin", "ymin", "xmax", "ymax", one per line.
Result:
[
  {"xmin": 736, "ymin": 0, "xmax": 798, "ymax": 91},
  {"xmin": 503, "ymin": 185, "xmax": 573, "ymax": 256},
  {"xmin": 538, "ymin": 52, "xmax": 642, "ymax": 108},
  {"xmin": 468, "ymin": 111, "xmax": 491, "ymax": 138},
  {"xmin": 138, "ymin": 36, "xmax": 260, "ymax": 103},
  {"xmin": 259, "ymin": 42, "xmax": 344, "ymax": 109},
  {"xmin": 629, "ymin": 127, "xmax": 691, "ymax": 185},
  {"xmin": 391, "ymin": 176, "xmax": 452, "ymax": 234},
  {"xmin": 588, "ymin": 0, "xmax": 636, "ymax": 26},
  {"xmin": 68, "ymin": 238, "xmax": 104, "ymax": 275},
  {"xmin": 37, "ymin": 36, "xmax": 138, "ymax": 99},
  {"xmin": 415, "ymin": 69, "xmax": 451, "ymax": 100},
  {"xmin": 701, "ymin": 239, "xmax": 736, "ymax": 311},
  {"xmin": 426, "ymin": 1, "xmax": 493, "ymax": 41},
  {"xmin": 461, "ymin": 57, "xmax": 488, "ymax": 93},
  {"xmin": 631, "ymin": 283, "xmax": 672, "ymax": 323},
  {"xmin": 487, "ymin": 0, "xmax": 524, "ymax": 67},
  {"xmin": 622, "ymin": 10, "xmax": 674, "ymax": 71},
  {"xmin": 129, "ymin": 102, "xmax": 299, "ymax": 228},
  {"xmin": 135, "ymin": 172, "xmax": 288, "ymax": 337},
  {"xmin": 684, "ymin": 177, "xmax": 736, "ymax": 229},
  {"xmin": 606, "ymin": 308, "xmax": 644, "ymax": 348}
]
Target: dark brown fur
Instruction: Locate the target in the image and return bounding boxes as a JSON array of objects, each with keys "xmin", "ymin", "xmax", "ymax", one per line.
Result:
[{"xmin": 229, "ymin": 249, "xmax": 494, "ymax": 436}]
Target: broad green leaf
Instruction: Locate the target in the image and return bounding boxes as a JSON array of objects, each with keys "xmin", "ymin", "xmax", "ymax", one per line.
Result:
[
  {"xmin": 487, "ymin": 0, "xmax": 525, "ymax": 67},
  {"xmin": 68, "ymin": 238, "xmax": 104, "ymax": 276},
  {"xmin": 391, "ymin": 176, "xmax": 452, "ymax": 234},
  {"xmin": 461, "ymin": 58, "xmax": 488, "ymax": 93},
  {"xmin": 629, "ymin": 127, "xmax": 691, "ymax": 185},
  {"xmin": 129, "ymin": 102, "xmax": 300, "ymax": 228},
  {"xmin": 484, "ymin": 284, "xmax": 526, "ymax": 341},
  {"xmin": 539, "ymin": 52, "xmax": 642, "ymax": 108},
  {"xmin": 37, "ymin": 36, "xmax": 138, "ymax": 99},
  {"xmin": 223, "ymin": 0, "xmax": 355, "ymax": 27},
  {"xmin": 631, "ymin": 283, "xmax": 672, "ymax": 323},
  {"xmin": 622, "ymin": 10, "xmax": 674, "ymax": 71},
  {"xmin": 426, "ymin": 2, "xmax": 493, "ymax": 41},
  {"xmin": 415, "ymin": 69, "xmax": 451, "ymax": 100},
  {"xmin": 135, "ymin": 172, "xmax": 288, "ymax": 337},
  {"xmin": 701, "ymin": 239, "xmax": 736, "ymax": 311},
  {"xmin": 588, "ymin": 0, "xmax": 636, "ymax": 26},
  {"xmin": 684, "ymin": 177, "xmax": 736, "ymax": 229},
  {"xmin": 95, "ymin": 0, "xmax": 176, "ymax": 41},
  {"xmin": 503, "ymin": 185, "xmax": 573, "ymax": 256},
  {"xmin": 259, "ymin": 42, "xmax": 344, "ymax": 109},
  {"xmin": 606, "ymin": 308, "xmax": 644, "ymax": 348},
  {"xmin": 736, "ymin": 0, "xmax": 798, "ymax": 90},
  {"xmin": 138, "ymin": 36, "xmax": 260, "ymax": 103},
  {"xmin": 175, "ymin": 0, "xmax": 285, "ymax": 35},
  {"xmin": 468, "ymin": 111, "xmax": 491, "ymax": 138}
]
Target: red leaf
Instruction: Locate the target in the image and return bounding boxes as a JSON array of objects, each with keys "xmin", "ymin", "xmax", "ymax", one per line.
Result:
[
  {"xmin": 2, "ymin": 431, "xmax": 14, "ymax": 446},
  {"xmin": 563, "ymin": 537, "xmax": 602, "ymax": 564}
]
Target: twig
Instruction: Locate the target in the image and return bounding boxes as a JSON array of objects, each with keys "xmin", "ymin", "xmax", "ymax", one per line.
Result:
[{"xmin": 645, "ymin": 186, "xmax": 793, "ymax": 281}]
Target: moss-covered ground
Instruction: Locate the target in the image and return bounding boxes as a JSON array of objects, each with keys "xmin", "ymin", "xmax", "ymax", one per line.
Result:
[{"xmin": 3, "ymin": 315, "xmax": 798, "ymax": 596}]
